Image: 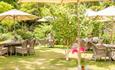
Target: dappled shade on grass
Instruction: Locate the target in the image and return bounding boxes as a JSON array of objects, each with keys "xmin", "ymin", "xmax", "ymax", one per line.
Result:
[{"xmin": 0, "ymin": 47, "xmax": 115, "ymax": 70}]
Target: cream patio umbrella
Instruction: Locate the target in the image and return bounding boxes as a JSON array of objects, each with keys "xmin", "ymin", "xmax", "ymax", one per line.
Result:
[
  {"xmin": 37, "ymin": 16, "xmax": 55, "ymax": 23},
  {"xmin": 0, "ymin": 9, "xmax": 38, "ymax": 21},
  {"xmin": 85, "ymin": 9, "xmax": 98, "ymax": 17},
  {"xmin": 96, "ymin": 6, "xmax": 115, "ymax": 43},
  {"xmin": 86, "ymin": 6, "xmax": 115, "ymax": 43},
  {"xmin": 97, "ymin": 6, "xmax": 115, "ymax": 16},
  {"xmin": 0, "ymin": 9, "xmax": 38, "ymax": 30},
  {"xmin": 18, "ymin": 0, "xmax": 111, "ymax": 69}
]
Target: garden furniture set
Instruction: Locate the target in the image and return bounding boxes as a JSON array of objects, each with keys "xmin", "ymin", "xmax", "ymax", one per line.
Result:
[
  {"xmin": 90, "ymin": 42, "xmax": 115, "ymax": 61},
  {"xmin": 0, "ymin": 39, "xmax": 36, "ymax": 56},
  {"xmin": 83, "ymin": 36, "xmax": 115, "ymax": 61}
]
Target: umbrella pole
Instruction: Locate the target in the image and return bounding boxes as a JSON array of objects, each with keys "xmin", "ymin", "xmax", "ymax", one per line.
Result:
[
  {"xmin": 113, "ymin": 21, "xmax": 115, "ymax": 44},
  {"xmin": 60, "ymin": 0, "xmax": 70, "ymax": 61},
  {"xmin": 76, "ymin": 0, "xmax": 81, "ymax": 68},
  {"xmin": 13, "ymin": 16, "xmax": 16, "ymax": 31},
  {"xmin": 111, "ymin": 21, "xmax": 114, "ymax": 44}
]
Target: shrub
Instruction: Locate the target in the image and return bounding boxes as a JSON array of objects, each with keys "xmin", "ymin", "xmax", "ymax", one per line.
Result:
[
  {"xmin": 16, "ymin": 29, "xmax": 33, "ymax": 40},
  {"xmin": 33, "ymin": 24, "xmax": 52, "ymax": 39},
  {"xmin": 0, "ymin": 33, "xmax": 13, "ymax": 41}
]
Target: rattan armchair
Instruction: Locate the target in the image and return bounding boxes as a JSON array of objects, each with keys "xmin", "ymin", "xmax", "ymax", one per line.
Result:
[
  {"xmin": 16, "ymin": 40, "xmax": 28, "ymax": 55},
  {"xmin": 0, "ymin": 44, "xmax": 8, "ymax": 56},
  {"xmin": 37, "ymin": 39, "xmax": 48, "ymax": 45},
  {"xmin": 108, "ymin": 47, "xmax": 115, "ymax": 61},
  {"xmin": 27, "ymin": 39, "xmax": 36, "ymax": 55},
  {"xmin": 91, "ymin": 43, "xmax": 110, "ymax": 61}
]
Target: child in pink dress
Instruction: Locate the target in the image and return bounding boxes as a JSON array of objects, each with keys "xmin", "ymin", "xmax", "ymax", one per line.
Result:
[
  {"xmin": 71, "ymin": 42, "xmax": 78, "ymax": 54},
  {"xmin": 71, "ymin": 38, "xmax": 86, "ymax": 54}
]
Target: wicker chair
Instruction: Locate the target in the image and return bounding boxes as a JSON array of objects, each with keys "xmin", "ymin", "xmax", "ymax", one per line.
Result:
[
  {"xmin": 16, "ymin": 40, "xmax": 28, "ymax": 55},
  {"xmin": 28, "ymin": 39, "xmax": 36, "ymax": 55},
  {"xmin": 37, "ymin": 39, "xmax": 48, "ymax": 46},
  {"xmin": 85, "ymin": 42, "xmax": 93, "ymax": 50},
  {"xmin": 0, "ymin": 44, "xmax": 8, "ymax": 56},
  {"xmin": 109, "ymin": 48, "xmax": 115, "ymax": 61},
  {"xmin": 91, "ymin": 43, "xmax": 110, "ymax": 61}
]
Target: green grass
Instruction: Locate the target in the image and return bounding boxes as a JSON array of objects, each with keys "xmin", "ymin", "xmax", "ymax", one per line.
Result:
[{"xmin": 0, "ymin": 46, "xmax": 115, "ymax": 70}]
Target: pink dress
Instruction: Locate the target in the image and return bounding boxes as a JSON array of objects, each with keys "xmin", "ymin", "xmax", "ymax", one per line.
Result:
[
  {"xmin": 72, "ymin": 47, "xmax": 78, "ymax": 54},
  {"xmin": 79, "ymin": 47, "xmax": 86, "ymax": 53},
  {"xmin": 71, "ymin": 43, "xmax": 86, "ymax": 54}
]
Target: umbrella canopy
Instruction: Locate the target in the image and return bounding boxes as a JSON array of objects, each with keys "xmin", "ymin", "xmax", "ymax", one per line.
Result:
[
  {"xmin": 0, "ymin": 9, "xmax": 38, "ymax": 21},
  {"xmin": 85, "ymin": 9, "xmax": 98, "ymax": 17},
  {"xmin": 86, "ymin": 6, "xmax": 115, "ymax": 43},
  {"xmin": 37, "ymin": 18, "xmax": 48, "ymax": 22},
  {"xmin": 97, "ymin": 6, "xmax": 115, "ymax": 16},
  {"xmin": 97, "ymin": 6, "xmax": 115, "ymax": 43},
  {"xmin": 38, "ymin": 16, "xmax": 55, "ymax": 22},
  {"xmin": 86, "ymin": 6, "xmax": 115, "ymax": 17},
  {"xmin": 19, "ymin": 0, "xmax": 110, "ymax": 3}
]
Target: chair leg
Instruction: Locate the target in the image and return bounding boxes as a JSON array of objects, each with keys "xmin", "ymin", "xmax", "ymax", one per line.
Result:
[
  {"xmin": 33, "ymin": 51, "xmax": 36, "ymax": 56},
  {"xmin": 93, "ymin": 56, "xmax": 97, "ymax": 61},
  {"xmin": 22, "ymin": 54, "xmax": 24, "ymax": 56},
  {"xmin": 105, "ymin": 57, "xmax": 106, "ymax": 61},
  {"xmin": 109, "ymin": 57, "xmax": 111, "ymax": 61},
  {"xmin": 98, "ymin": 57, "xmax": 100, "ymax": 60},
  {"xmin": 6, "ymin": 52, "xmax": 8, "ymax": 56},
  {"xmin": 10, "ymin": 52, "xmax": 12, "ymax": 56},
  {"xmin": 95, "ymin": 58, "xmax": 97, "ymax": 61},
  {"xmin": 15, "ymin": 52, "xmax": 17, "ymax": 56}
]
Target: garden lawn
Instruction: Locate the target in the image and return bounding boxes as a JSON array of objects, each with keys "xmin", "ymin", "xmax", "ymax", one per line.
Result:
[{"xmin": 0, "ymin": 46, "xmax": 115, "ymax": 70}]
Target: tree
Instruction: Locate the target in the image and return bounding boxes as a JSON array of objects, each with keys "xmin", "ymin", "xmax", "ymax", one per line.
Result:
[
  {"xmin": 49, "ymin": 4, "xmax": 78, "ymax": 45},
  {"xmin": 34, "ymin": 24, "xmax": 52, "ymax": 39},
  {"xmin": 0, "ymin": 1, "xmax": 13, "ymax": 13},
  {"xmin": 0, "ymin": 0, "xmax": 19, "ymax": 8},
  {"xmin": 0, "ymin": 2, "xmax": 14, "ymax": 32}
]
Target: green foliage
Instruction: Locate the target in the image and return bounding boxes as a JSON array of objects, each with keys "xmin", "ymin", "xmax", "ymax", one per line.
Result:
[
  {"xmin": 40, "ymin": 7, "xmax": 52, "ymax": 16},
  {"xmin": 19, "ymin": 3, "xmax": 114, "ymax": 44},
  {"xmin": 0, "ymin": 1, "xmax": 13, "ymax": 13},
  {"xmin": 1, "ymin": 0, "xmax": 19, "ymax": 8},
  {"xmin": 50, "ymin": 4, "xmax": 88, "ymax": 45},
  {"xmin": 0, "ymin": 1, "xmax": 115, "ymax": 44},
  {"xmin": 50, "ymin": 4, "xmax": 71, "ymax": 33},
  {"xmin": 20, "ymin": 3, "xmax": 40, "ymax": 16},
  {"xmin": 1, "ymin": 20, "xmax": 16, "ymax": 32},
  {"xmin": 0, "ymin": 25, "xmax": 5, "ymax": 33},
  {"xmin": 34, "ymin": 24, "xmax": 52, "ymax": 39},
  {"xmin": 0, "ymin": 33, "xmax": 14, "ymax": 41},
  {"xmin": 102, "ymin": 32, "xmax": 110, "ymax": 43},
  {"xmin": 16, "ymin": 29, "xmax": 33, "ymax": 39},
  {"xmin": 0, "ymin": 2, "xmax": 14, "ymax": 32}
]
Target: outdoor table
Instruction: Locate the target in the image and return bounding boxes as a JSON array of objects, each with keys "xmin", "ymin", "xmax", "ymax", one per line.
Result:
[
  {"xmin": 0, "ymin": 40, "xmax": 22, "ymax": 55},
  {"xmin": 104, "ymin": 44, "xmax": 115, "ymax": 60},
  {"xmin": 96, "ymin": 44, "xmax": 115, "ymax": 60},
  {"xmin": 96, "ymin": 44, "xmax": 115, "ymax": 48}
]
